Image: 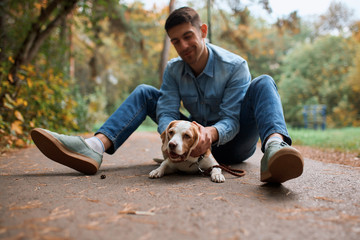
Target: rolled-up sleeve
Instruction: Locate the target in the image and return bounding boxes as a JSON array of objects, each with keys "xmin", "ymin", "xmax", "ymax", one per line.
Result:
[{"xmin": 213, "ymin": 61, "xmax": 251, "ymax": 145}]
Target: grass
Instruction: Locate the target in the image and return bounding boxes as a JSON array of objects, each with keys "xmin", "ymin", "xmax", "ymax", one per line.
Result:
[{"xmin": 288, "ymin": 127, "xmax": 360, "ymax": 153}]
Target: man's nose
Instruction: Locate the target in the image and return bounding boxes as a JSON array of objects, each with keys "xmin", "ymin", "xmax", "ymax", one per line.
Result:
[{"xmin": 179, "ymin": 39, "xmax": 189, "ymax": 51}]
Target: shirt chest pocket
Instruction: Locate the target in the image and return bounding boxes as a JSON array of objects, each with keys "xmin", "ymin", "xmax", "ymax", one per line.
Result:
[
  {"xmin": 204, "ymin": 98, "xmax": 221, "ymax": 112},
  {"xmin": 182, "ymin": 96, "xmax": 198, "ymax": 114}
]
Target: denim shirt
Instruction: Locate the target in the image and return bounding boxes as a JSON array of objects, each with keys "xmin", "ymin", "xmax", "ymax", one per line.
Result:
[{"xmin": 156, "ymin": 43, "xmax": 251, "ymax": 146}]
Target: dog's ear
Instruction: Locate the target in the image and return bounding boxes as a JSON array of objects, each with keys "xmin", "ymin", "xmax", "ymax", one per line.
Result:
[
  {"xmin": 186, "ymin": 122, "xmax": 200, "ymax": 159},
  {"xmin": 161, "ymin": 130, "xmax": 168, "ymax": 152},
  {"xmin": 161, "ymin": 121, "xmax": 176, "ymax": 152},
  {"xmin": 160, "ymin": 130, "xmax": 166, "ymax": 144}
]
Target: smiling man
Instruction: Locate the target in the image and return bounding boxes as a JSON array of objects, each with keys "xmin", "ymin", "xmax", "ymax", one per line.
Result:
[{"xmin": 31, "ymin": 7, "xmax": 304, "ymax": 183}]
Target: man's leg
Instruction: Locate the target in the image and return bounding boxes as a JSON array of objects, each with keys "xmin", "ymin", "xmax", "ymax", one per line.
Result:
[
  {"xmin": 247, "ymin": 75, "xmax": 304, "ymax": 183},
  {"xmin": 212, "ymin": 75, "xmax": 303, "ymax": 183},
  {"xmin": 31, "ymin": 84, "xmax": 161, "ymax": 174},
  {"xmin": 95, "ymin": 84, "xmax": 160, "ymax": 154}
]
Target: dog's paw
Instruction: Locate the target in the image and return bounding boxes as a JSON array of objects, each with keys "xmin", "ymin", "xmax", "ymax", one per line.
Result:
[
  {"xmin": 211, "ymin": 173, "xmax": 225, "ymax": 183},
  {"xmin": 149, "ymin": 168, "xmax": 164, "ymax": 178}
]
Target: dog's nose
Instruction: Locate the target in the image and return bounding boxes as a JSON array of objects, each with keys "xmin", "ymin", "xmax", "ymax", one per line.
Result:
[{"xmin": 169, "ymin": 142, "xmax": 177, "ymax": 150}]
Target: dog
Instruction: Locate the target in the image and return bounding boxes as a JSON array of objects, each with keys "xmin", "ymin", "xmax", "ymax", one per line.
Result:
[{"xmin": 149, "ymin": 120, "xmax": 225, "ymax": 183}]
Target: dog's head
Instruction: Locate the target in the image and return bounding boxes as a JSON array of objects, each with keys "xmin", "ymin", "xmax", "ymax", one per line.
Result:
[{"xmin": 160, "ymin": 120, "xmax": 200, "ymax": 162}]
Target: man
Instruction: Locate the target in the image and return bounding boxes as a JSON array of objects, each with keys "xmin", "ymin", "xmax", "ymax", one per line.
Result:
[{"xmin": 31, "ymin": 7, "xmax": 304, "ymax": 183}]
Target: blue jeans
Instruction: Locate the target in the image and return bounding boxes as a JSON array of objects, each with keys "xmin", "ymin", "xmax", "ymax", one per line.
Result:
[{"xmin": 96, "ymin": 75, "xmax": 291, "ymax": 164}]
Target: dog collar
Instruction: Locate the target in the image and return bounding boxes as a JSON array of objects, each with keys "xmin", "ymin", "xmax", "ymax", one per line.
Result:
[{"xmin": 195, "ymin": 154, "xmax": 206, "ymax": 173}]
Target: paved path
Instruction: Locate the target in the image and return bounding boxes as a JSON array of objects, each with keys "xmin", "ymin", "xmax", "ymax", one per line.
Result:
[{"xmin": 1, "ymin": 132, "xmax": 359, "ymax": 240}]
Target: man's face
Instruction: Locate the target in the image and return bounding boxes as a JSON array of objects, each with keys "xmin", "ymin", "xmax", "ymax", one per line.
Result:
[{"xmin": 167, "ymin": 22, "xmax": 207, "ymax": 67}]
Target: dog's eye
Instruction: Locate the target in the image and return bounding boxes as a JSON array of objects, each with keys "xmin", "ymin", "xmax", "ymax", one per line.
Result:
[
  {"xmin": 183, "ymin": 134, "xmax": 191, "ymax": 139},
  {"xmin": 168, "ymin": 130, "xmax": 174, "ymax": 136}
]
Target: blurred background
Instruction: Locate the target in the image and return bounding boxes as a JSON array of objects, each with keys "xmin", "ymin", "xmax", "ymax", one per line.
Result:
[{"xmin": 0, "ymin": 0, "xmax": 359, "ymax": 151}]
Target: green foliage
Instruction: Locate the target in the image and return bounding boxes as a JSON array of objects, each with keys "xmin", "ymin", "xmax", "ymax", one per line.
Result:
[
  {"xmin": 289, "ymin": 127, "xmax": 360, "ymax": 153},
  {"xmin": 279, "ymin": 36, "xmax": 357, "ymax": 127},
  {"xmin": 0, "ymin": 62, "xmax": 81, "ymax": 148}
]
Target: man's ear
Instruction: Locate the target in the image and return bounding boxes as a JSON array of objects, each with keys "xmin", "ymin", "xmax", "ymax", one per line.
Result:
[{"xmin": 200, "ymin": 24, "xmax": 208, "ymax": 39}]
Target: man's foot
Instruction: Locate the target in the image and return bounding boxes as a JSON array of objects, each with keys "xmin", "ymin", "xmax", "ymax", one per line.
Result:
[
  {"xmin": 30, "ymin": 128, "xmax": 103, "ymax": 175},
  {"xmin": 260, "ymin": 141, "xmax": 304, "ymax": 183}
]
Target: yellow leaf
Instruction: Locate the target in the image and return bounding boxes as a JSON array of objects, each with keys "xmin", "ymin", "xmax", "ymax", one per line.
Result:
[
  {"xmin": 15, "ymin": 139, "xmax": 25, "ymax": 147},
  {"xmin": 27, "ymin": 78, "xmax": 33, "ymax": 88},
  {"xmin": 14, "ymin": 110, "xmax": 24, "ymax": 122},
  {"xmin": 8, "ymin": 56, "xmax": 14, "ymax": 63},
  {"xmin": 11, "ymin": 120, "xmax": 23, "ymax": 134},
  {"xmin": 18, "ymin": 74, "xmax": 25, "ymax": 80},
  {"xmin": 15, "ymin": 98, "xmax": 27, "ymax": 107},
  {"xmin": 8, "ymin": 74, "xmax": 14, "ymax": 83}
]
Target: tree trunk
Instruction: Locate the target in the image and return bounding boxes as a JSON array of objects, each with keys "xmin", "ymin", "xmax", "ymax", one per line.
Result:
[
  {"xmin": 7, "ymin": 0, "xmax": 78, "ymax": 90},
  {"xmin": 0, "ymin": 0, "xmax": 7, "ymax": 65},
  {"xmin": 158, "ymin": 0, "xmax": 176, "ymax": 84},
  {"xmin": 69, "ymin": 13, "xmax": 75, "ymax": 80}
]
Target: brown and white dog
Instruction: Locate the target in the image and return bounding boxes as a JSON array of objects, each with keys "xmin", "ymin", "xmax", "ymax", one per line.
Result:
[{"xmin": 149, "ymin": 120, "xmax": 225, "ymax": 183}]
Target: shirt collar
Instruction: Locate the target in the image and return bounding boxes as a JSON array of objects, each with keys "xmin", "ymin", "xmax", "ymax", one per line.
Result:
[{"xmin": 184, "ymin": 43, "xmax": 214, "ymax": 78}]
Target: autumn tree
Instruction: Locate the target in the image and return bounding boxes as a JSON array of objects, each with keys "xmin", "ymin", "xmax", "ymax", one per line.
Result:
[
  {"xmin": 4, "ymin": 0, "xmax": 78, "ymax": 98},
  {"xmin": 279, "ymin": 36, "xmax": 356, "ymax": 127}
]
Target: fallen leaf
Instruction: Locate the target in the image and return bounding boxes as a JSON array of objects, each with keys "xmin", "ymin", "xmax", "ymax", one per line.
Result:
[
  {"xmin": 86, "ymin": 198, "xmax": 100, "ymax": 203},
  {"xmin": 9, "ymin": 200, "xmax": 42, "ymax": 210},
  {"xmin": 314, "ymin": 196, "xmax": 344, "ymax": 203},
  {"xmin": 213, "ymin": 196, "xmax": 228, "ymax": 202},
  {"xmin": 118, "ymin": 210, "xmax": 155, "ymax": 216},
  {"xmin": 80, "ymin": 221, "xmax": 102, "ymax": 230},
  {"xmin": 275, "ymin": 206, "xmax": 332, "ymax": 213}
]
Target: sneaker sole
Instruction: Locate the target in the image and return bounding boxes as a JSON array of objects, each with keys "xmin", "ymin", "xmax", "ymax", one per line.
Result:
[
  {"xmin": 31, "ymin": 128, "xmax": 99, "ymax": 175},
  {"xmin": 261, "ymin": 148, "xmax": 304, "ymax": 183}
]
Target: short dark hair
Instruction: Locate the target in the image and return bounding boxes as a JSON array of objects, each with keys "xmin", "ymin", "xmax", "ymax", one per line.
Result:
[{"xmin": 165, "ymin": 7, "xmax": 201, "ymax": 32}]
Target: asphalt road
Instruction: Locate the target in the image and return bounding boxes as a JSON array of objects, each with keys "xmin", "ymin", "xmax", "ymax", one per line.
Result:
[{"xmin": 1, "ymin": 131, "xmax": 359, "ymax": 240}]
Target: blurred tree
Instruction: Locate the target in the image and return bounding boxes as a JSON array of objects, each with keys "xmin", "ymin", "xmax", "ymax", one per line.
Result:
[
  {"xmin": 315, "ymin": 1, "xmax": 355, "ymax": 35},
  {"xmin": 279, "ymin": 36, "xmax": 356, "ymax": 127},
  {"xmin": 275, "ymin": 11, "xmax": 300, "ymax": 35},
  {"xmin": 159, "ymin": 0, "xmax": 176, "ymax": 83},
  {"xmin": 5, "ymin": 0, "xmax": 78, "ymax": 96}
]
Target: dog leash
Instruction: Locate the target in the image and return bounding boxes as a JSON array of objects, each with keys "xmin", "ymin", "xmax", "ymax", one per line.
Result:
[
  {"xmin": 204, "ymin": 164, "xmax": 246, "ymax": 177},
  {"xmin": 195, "ymin": 155, "xmax": 246, "ymax": 177}
]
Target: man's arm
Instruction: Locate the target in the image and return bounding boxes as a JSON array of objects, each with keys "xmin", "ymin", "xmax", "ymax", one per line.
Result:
[
  {"xmin": 212, "ymin": 60, "xmax": 251, "ymax": 146},
  {"xmin": 156, "ymin": 63, "xmax": 181, "ymax": 134}
]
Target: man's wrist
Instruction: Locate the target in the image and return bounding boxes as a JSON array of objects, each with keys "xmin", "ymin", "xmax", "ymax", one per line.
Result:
[{"xmin": 207, "ymin": 126, "xmax": 219, "ymax": 143}]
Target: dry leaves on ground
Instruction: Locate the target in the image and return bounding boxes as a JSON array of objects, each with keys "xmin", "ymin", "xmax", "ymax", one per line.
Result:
[{"xmin": 294, "ymin": 145, "xmax": 360, "ymax": 167}]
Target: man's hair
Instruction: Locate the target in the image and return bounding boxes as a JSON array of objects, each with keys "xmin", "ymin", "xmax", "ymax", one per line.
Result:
[{"xmin": 165, "ymin": 7, "xmax": 201, "ymax": 32}]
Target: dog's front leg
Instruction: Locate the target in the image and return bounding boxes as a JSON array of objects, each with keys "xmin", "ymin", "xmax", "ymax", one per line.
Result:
[
  {"xmin": 200, "ymin": 154, "xmax": 225, "ymax": 183},
  {"xmin": 149, "ymin": 159, "xmax": 174, "ymax": 178},
  {"xmin": 210, "ymin": 167, "xmax": 225, "ymax": 183}
]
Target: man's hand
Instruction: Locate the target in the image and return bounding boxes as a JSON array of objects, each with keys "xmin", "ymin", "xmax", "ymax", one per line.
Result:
[{"xmin": 190, "ymin": 121, "xmax": 219, "ymax": 157}]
